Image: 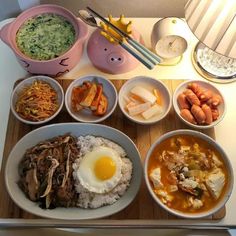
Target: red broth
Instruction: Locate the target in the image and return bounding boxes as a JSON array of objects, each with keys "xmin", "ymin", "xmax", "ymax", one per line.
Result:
[{"xmin": 148, "ymin": 135, "xmax": 228, "ymax": 213}]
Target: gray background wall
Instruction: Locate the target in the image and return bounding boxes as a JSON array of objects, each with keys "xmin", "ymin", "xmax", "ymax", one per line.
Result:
[
  {"xmin": 0, "ymin": 0, "xmax": 21, "ymax": 21},
  {"xmin": 0, "ymin": 0, "xmax": 188, "ymax": 21}
]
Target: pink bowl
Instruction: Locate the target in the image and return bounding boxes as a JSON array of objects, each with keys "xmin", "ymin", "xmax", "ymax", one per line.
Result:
[{"xmin": 0, "ymin": 4, "xmax": 88, "ymax": 76}]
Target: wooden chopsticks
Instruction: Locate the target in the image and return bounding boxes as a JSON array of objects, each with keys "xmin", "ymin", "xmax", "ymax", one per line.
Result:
[{"xmin": 86, "ymin": 7, "xmax": 162, "ymax": 70}]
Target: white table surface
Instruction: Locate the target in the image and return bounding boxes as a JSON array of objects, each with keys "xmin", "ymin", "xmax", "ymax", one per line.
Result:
[{"xmin": 0, "ymin": 17, "xmax": 236, "ymax": 235}]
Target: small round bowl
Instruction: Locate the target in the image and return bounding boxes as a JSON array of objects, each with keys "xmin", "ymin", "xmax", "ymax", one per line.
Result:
[
  {"xmin": 144, "ymin": 129, "xmax": 234, "ymax": 219},
  {"xmin": 118, "ymin": 76, "xmax": 172, "ymax": 125},
  {"xmin": 65, "ymin": 75, "xmax": 118, "ymax": 123},
  {"xmin": 173, "ymin": 80, "xmax": 226, "ymax": 129},
  {"xmin": 11, "ymin": 75, "xmax": 64, "ymax": 125}
]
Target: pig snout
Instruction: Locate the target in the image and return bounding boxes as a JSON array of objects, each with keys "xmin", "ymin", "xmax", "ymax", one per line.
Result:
[{"xmin": 107, "ymin": 52, "xmax": 125, "ymax": 66}]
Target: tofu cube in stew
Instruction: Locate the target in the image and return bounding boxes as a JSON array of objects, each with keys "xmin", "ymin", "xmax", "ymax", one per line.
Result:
[
  {"xmin": 206, "ymin": 168, "xmax": 225, "ymax": 199},
  {"xmin": 150, "ymin": 167, "xmax": 163, "ymax": 189}
]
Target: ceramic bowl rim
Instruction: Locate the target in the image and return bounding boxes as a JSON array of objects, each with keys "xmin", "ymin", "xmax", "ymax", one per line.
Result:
[
  {"xmin": 6, "ymin": 4, "xmax": 88, "ymax": 63},
  {"xmin": 118, "ymin": 75, "xmax": 172, "ymax": 125},
  {"xmin": 10, "ymin": 75, "xmax": 64, "ymax": 125},
  {"xmin": 172, "ymin": 79, "xmax": 226, "ymax": 129},
  {"xmin": 144, "ymin": 129, "xmax": 234, "ymax": 219},
  {"xmin": 65, "ymin": 74, "xmax": 118, "ymax": 123}
]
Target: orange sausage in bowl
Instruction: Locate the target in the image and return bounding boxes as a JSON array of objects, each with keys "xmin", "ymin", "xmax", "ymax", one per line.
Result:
[{"xmin": 173, "ymin": 80, "xmax": 226, "ymax": 129}]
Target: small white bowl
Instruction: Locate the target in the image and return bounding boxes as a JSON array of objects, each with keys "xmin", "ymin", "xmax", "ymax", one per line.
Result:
[
  {"xmin": 118, "ymin": 76, "xmax": 172, "ymax": 125},
  {"xmin": 173, "ymin": 80, "xmax": 226, "ymax": 129},
  {"xmin": 144, "ymin": 129, "xmax": 234, "ymax": 219},
  {"xmin": 65, "ymin": 75, "xmax": 117, "ymax": 123},
  {"xmin": 11, "ymin": 75, "xmax": 64, "ymax": 125}
]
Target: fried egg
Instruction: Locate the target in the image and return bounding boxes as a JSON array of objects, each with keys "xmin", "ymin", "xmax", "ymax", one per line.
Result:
[{"xmin": 76, "ymin": 146, "xmax": 123, "ymax": 193}]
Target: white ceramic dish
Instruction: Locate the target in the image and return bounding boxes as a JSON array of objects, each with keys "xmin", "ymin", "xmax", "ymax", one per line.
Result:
[
  {"xmin": 65, "ymin": 75, "xmax": 117, "ymax": 123},
  {"xmin": 144, "ymin": 129, "xmax": 234, "ymax": 219},
  {"xmin": 10, "ymin": 75, "xmax": 64, "ymax": 125},
  {"xmin": 5, "ymin": 123, "xmax": 142, "ymax": 220},
  {"xmin": 118, "ymin": 76, "xmax": 172, "ymax": 125},
  {"xmin": 173, "ymin": 80, "xmax": 226, "ymax": 129}
]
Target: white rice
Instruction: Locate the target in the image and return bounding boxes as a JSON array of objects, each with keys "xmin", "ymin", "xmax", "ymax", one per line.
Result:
[{"xmin": 73, "ymin": 135, "xmax": 133, "ymax": 209}]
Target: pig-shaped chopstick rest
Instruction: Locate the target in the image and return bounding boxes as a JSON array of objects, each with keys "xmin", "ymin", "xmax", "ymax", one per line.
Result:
[{"xmin": 87, "ymin": 15, "xmax": 144, "ymax": 74}]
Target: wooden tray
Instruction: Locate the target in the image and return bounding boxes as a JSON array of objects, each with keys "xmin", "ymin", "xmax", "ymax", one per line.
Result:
[{"xmin": 0, "ymin": 79, "xmax": 225, "ymax": 226}]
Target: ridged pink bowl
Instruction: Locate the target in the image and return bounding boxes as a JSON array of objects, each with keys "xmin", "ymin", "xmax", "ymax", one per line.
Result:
[{"xmin": 0, "ymin": 4, "xmax": 88, "ymax": 76}]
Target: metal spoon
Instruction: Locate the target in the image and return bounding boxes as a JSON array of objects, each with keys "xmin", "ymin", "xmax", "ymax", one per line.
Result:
[
  {"xmin": 78, "ymin": 10, "xmax": 101, "ymax": 29},
  {"xmin": 78, "ymin": 10, "xmax": 155, "ymax": 69}
]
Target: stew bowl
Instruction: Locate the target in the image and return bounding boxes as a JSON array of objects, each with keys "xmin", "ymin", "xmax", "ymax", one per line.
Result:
[{"xmin": 144, "ymin": 129, "xmax": 233, "ymax": 219}]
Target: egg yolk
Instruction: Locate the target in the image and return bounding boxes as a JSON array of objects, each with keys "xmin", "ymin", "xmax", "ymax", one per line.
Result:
[{"xmin": 94, "ymin": 156, "xmax": 116, "ymax": 180}]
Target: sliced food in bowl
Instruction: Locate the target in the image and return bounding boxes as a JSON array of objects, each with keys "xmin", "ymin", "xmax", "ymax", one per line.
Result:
[
  {"xmin": 124, "ymin": 85, "xmax": 163, "ymax": 120},
  {"xmin": 119, "ymin": 76, "xmax": 171, "ymax": 125},
  {"xmin": 11, "ymin": 75, "xmax": 64, "ymax": 125},
  {"xmin": 65, "ymin": 75, "xmax": 117, "ymax": 123},
  {"xmin": 15, "ymin": 80, "xmax": 59, "ymax": 122},
  {"xmin": 71, "ymin": 81, "xmax": 108, "ymax": 116}
]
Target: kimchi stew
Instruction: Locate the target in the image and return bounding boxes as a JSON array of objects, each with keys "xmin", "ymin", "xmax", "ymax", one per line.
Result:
[{"xmin": 148, "ymin": 135, "xmax": 228, "ymax": 213}]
